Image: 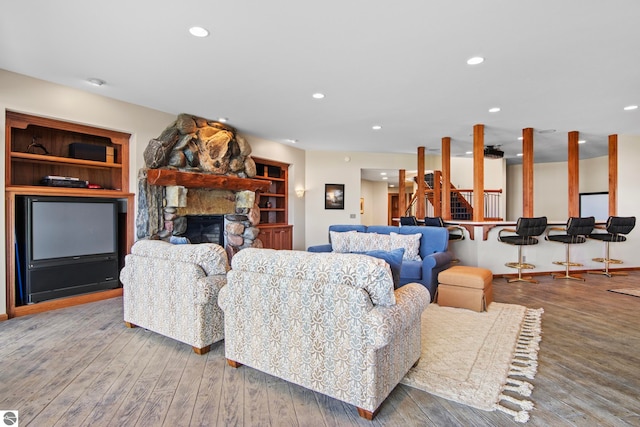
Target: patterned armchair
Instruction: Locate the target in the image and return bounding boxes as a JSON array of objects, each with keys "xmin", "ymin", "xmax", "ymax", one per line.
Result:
[
  {"xmin": 218, "ymin": 248, "xmax": 430, "ymax": 419},
  {"xmin": 120, "ymin": 239, "xmax": 229, "ymax": 354}
]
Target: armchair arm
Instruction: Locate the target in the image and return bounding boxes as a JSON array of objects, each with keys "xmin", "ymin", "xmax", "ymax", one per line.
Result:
[
  {"xmin": 307, "ymin": 244, "xmax": 332, "ymax": 253},
  {"xmin": 365, "ymin": 283, "xmax": 430, "ymax": 349},
  {"xmin": 193, "ymin": 274, "xmax": 227, "ymax": 305},
  {"xmin": 498, "ymin": 227, "xmax": 517, "ymax": 240}
]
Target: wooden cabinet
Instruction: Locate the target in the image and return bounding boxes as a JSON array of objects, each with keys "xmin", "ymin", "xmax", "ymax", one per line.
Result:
[
  {"xmin": 258, "ymin": 225, "xmax": 293, "ymax": 250},
  {"xmin": 4, "ymin": 111, "xmax": 134, "ymax": 318},
  {"xmin": 252, "ymin": 157, "xmax": 292, "ymax": 249}
]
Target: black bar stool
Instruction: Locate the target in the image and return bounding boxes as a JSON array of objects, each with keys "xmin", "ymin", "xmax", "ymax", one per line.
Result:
[
  {"xmin": 423, "ymin": 216, "xmax": 465, "ymax": 263},
  {"xmin": 498, "ymin": 216, "xmax": 547, "ymax": 283},
  {"xmin": 400, "ymin": 216, "xmax": 419, "ymax": 226},
  {"xmin": 545, "ymin": 216, "xmax": 595, "ymax": 281},
  {"xmin": 587, "ymin": 216, "xmax": 636, "ymax": 277}
]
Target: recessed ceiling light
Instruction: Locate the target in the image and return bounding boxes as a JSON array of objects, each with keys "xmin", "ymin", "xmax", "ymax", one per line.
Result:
[
  {"xmin": 284, "ymin": 138, "xmax": 298, "ymax": 144},
  {"xmin": 312, "ymin": 93, "xmax": 325, "ymax": 99},
  {"xmin": 517, "ymin": 153, "xmax": 524, "ymax": 157},
  {"xmin": 465, "ymin": 151, "xmax": 473, "ymax": 155},
  {"xmin": 517, "ymin": 136, "xmax": 524, "ymax": 141},
  {"xmin": 624, "ymin": 105, "xmax": 638, "ymax": 111},
  {"xmin": 389, "ymin": 184, "xmax": 395, "ymax": 188},
  {"xmin": 189, "ymin": 26, "xmax": 209, "ymax": 37},
  {"xmin": 382, "ymin": 176, "xmax": 388, "ymax": 180},
  {"xmin": 488, "ymin": 107, "xmax": 501, "ymax": 113},
  {"xmin": 380, "ymin": 172, "xmax": 387, "ymax": 176},
  {"xmin": 372, "ymin": 125, "xmax": 382, "ymax": 130},
  {"xmin": 467, "ymin": 56, "xmax": 485, "ymax": 65},
  {"xmin": 217, "ymin": 117, "xmax": 228, "ymax": 123},
  {"xmin": 578, "ymin": 140, "xmax": 586, "ymax": 144},
  {"xmin": 86, "ymin": 78, "xmax": 105, "ymax": 87}
]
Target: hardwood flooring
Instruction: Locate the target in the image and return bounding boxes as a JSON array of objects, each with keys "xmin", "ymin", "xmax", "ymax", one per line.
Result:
[{"xmin": 1, "ymin": 271, "xmax": 639, "ymax": 426}]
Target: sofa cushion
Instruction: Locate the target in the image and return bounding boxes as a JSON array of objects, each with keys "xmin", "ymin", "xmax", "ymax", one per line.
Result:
[
  {"xmin": 352, "ymin": 248, "xmax": 404, "ymax": 289},
  {"xmin": 389, "ymin": 232, "xmax": 422, "ymax": 261},
  {"xmin": 329, "ymin": 230, "xmax": 356, "ymax": 253}
]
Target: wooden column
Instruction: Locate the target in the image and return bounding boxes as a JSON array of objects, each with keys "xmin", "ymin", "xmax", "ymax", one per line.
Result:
[
  {"xmin": 433, "ymin": 170, "xmax": 442, "ymax": 216},
  {"xmin": 568, "ymin": 131, "xmax": 580, "ymax": 217},
  {"xmin": 399, "ymin": 169, "xmax": 407, "ymax": 217},
  {"xmin": 473, "ymin": 124, "xmax": 485, "ymax": 222},
  {"xmin": 416, "ymin": 146, "xmax": 426, "ymax": 219},
  {"xmin": 522, "ymin": 128, "xmax": 534, "ymax": 217},
  {"xmin": 608, "ymin": 134, "xmax": 618, "ymax": 216},
  {"xmin": 441, "ymin": 137, "xmax": 451, "ymax": 220}
]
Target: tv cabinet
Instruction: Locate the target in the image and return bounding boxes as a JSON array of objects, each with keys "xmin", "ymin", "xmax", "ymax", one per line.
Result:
[{"xmin": 4, "ymin": 111, "xmax": 134, "ymax": 318}]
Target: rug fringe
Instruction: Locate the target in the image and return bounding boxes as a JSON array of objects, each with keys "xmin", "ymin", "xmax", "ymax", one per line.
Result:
[{"xmin": 496, "ymin": 307, "xmax": 543, "ymax": 423}]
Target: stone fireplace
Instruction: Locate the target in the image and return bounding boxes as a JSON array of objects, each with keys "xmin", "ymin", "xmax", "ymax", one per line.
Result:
[{"xmin": 136, "ymin": 114, "xmax": 270, "ymax": 260}]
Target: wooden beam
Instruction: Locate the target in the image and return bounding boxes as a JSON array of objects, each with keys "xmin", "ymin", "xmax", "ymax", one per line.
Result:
[
  {"xmin": 568, "ymin": 131, "xmax": 580, "ymax": 217},
  {"xmin": 609, "ymin": 134, "xmax": 618, "ymax": 217},
  {"xmin": 522, "ymin": 128, "xmax": 534, "ymax": 217},
  {"xmin": 399, "ymin": 169, "xmax": 406, "ymax": 216},
  {"xmin": 442, "ymin": 137, "xmax": 451, "ymax": 220},
  {"xmin": 146, "ymin": 168, "xmax": 271, "ymax": 192},
  {"xmin": 473, "ymin": 124, "xmax": 485, "ymax": 222},
  {"xmin": 416, "ymin": 147, "xmax": 426, "ymax": 219},
  {"xmin": 433, "ymin": 170, "xmax": 442, "ymax": 216}
]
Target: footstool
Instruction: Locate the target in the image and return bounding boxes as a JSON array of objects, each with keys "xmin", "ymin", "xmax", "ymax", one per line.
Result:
[{"xmin": 436, "ymin": 266, "xmax": 493, "ymax": 312}]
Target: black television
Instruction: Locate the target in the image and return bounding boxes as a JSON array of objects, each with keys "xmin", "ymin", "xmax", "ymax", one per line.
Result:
[{"xmin": 16, "ymin": 195, "xmax": 120, "ymax": 304}]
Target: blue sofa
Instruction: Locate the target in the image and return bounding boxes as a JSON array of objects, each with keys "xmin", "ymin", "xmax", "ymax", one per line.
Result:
[{"xmin": 307, "ymin": 225, "xmax": 453, "ymax": 300}]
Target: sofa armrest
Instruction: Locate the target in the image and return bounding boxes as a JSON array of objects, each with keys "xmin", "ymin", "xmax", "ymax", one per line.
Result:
[
  {"xmin": 193, "ymin": 274, "xmax": 227, "ymax": 305},
  {"xmin": 307, "ymin": 244, "xmax": 332, "ymax": 253},
  {"xmin": 365, "ymin": 283, "xmax": 430, "ymax": 349}
]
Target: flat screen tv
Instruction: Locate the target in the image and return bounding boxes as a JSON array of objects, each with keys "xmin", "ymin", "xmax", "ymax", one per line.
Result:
[
  {"xmin": 16, "ymin": 195, "xmax": 119, "ymax": 304},
  {"xmin": 28, "ymin": 196, "xmax": 118, "ymax": 261}
]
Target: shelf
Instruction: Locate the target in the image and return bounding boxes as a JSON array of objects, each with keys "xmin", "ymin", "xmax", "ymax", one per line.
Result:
[
  {"xmin": 6, "ymin": 185, "xmax": 131, "ymax": 197},
  {"xmin": 254, "ymin": 175, "xmax": 285, "ymax": 182},
  {"xmin": 11, "ymin": 152, "xmax": 122, "ymax": 169},
  {"xmin": 262, "ymin": 193, "xmax": 285, "ymax": 198}
]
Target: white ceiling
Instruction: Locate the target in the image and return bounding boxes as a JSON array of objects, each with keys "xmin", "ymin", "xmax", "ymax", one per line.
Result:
[{"xmin": 2, "ymin": 1, "xmax": 639, "ymax": 184}]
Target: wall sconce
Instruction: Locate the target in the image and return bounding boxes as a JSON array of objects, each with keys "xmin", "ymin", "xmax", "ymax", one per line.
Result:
[{"xmin": 295, "ymin": 188, "xmax": 305, "ymax": 198}]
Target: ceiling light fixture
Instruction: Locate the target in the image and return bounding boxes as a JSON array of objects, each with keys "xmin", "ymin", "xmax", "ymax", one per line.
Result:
[
  {"xmin": 217, "ymin": 117, "xmax": 228, "ymax": 123},
  {"xmin": 284, "ymin": 138, "xmax": 298, "ymax": 144},
  {"xmin": 86, "ymin": 78, "xmax": 105, "ymax": 87},
  {"xmin": 624, "ymin": 105, "xmax": 638, "ymax": 111},
  {"xmin": 467, "ymin": 56, "xmax": 485, "ymax": 65},
  {"xmin": 372, "ymin": 125, "xmax": 382, "ymax": 130},
  {"xmin": 312, "ymin": 93, "xmax": 325, "ymax": 99},
  {"xmin": 488, "ymin": 107, "xmax": 501, "ymax": 113},
  {"xmin": 578, "ymin": 140, "xmax": 586, "ymax": 144},
  {"xmin": 189, "ymin": 26, "xmax": 209, "ymax": 37},
  {"xmin": 517, "ymin": 153, "xmax": 524, "ymax": 157},
  {"xmin": 465, "ymin": 151, "xmax": 473, "ymax": 155}
]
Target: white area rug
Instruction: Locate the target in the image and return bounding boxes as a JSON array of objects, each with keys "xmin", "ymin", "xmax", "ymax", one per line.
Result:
[
  {"xmin": 401, "ymin": 302, "xmax": 543, "ymax": 423},
  {"xmin": 608, "ymin": 288, "xmax": 640, "ymax": 298}
]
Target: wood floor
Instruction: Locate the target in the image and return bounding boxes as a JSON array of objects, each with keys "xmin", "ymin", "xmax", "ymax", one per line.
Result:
[{"xmin": 1, "ymin": 271, "xmax": 639, "ymax": 426}]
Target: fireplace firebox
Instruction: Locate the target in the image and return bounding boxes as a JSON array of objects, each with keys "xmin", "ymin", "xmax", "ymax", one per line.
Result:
[{"xmin": 183, "ymin": 215, "xmax": 224, "ymax": 245}]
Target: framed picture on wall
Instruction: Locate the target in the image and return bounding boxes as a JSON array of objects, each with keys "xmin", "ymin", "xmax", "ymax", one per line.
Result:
[{"xmin": 325, "ymin": 184, "xmax": 344, "ymax": 209}]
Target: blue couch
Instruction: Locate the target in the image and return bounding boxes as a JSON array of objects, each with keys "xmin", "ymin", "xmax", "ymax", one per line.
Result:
[{"xmin": 307, "ymin": 225, "xmax": 453, "ymax": 300}]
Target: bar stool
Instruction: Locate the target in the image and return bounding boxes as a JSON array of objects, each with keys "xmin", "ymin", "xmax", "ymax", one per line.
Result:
[
  {"xmin": 498, "ymin": 216, "xmax": 547, "ymax": 283},
  {"xmin": 587, "ymin": 216, "xmax": 636, "ymax": 277},
  {"xmin": 423, "ymin": 216, "xmax": 465, "ymax": 262},
  {"xmin": 400, "ymin": 216, "xmax": 419, "ymax": 226},
  {"xmin": 545, "ymin": 216, "xmax": 595, "ymax": 281}
]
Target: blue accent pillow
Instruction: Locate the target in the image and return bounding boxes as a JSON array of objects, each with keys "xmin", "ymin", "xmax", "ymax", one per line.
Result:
[{"xmin": 352, "ymin": 248, "xmax": 405, "ymax": 289}]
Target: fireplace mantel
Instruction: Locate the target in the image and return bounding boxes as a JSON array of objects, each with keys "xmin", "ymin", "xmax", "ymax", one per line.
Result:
[{"xmin": 146, "ymin": 168, "xmax": 271, "ymax": 192}]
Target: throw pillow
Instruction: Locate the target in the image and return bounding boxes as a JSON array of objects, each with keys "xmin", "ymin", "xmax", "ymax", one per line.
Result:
[
  {"xmin": 330, "ymin": 230, "xmax": 356, "ymax": 253},
  {"xmin": 389, "ymin": 232, "xmax": 422, "ymax": 261},
  {"xmin": 349, "ymin": 232, "xmax": 383, "ymax": 252},
  {"xmin": 352, "ymin": 248, "xmax": 405, "ymax": 289}
]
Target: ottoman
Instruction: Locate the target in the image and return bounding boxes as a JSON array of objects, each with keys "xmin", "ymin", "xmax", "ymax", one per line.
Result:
[{"xmin": 436, "ymin": 266, "xmax": 493, "ymax": 312}]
